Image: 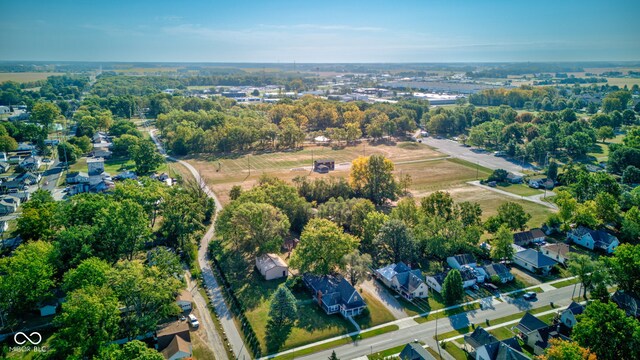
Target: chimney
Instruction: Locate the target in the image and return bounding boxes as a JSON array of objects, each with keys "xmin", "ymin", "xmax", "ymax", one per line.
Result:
[{"xmin": 317, "ymin": 290, "xmax": 323, "ymax": 307}]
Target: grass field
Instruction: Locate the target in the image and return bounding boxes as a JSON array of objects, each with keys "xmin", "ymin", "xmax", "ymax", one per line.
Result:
[
  {"xmin": 0, "ymin": 72, "xmax": 63, "ymax": 83},
  {"xmin": 355, "ymin": 291, "xmax": 396, "ymax": 329},
  {"xmin": 550, "ymin": 277, "xmax": 580, "ymax": 289},
  {"xmin": 496, "ymin": 183, "xmax": 543, "ymax": 197}
]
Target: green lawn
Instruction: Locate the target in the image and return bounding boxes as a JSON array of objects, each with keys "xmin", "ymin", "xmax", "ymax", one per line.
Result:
[
  {"xmin": 443, "ymin": 342, "xmax": 469, "ymax": 360},
  {"xmin": 496, "ymin": 183, "xmax": 543, "ymax": 197},
  {"xmin": 355, "ymin": 291, "xmax": 396, "ymax": 329},
  {"xmin": 551, "ymin": 277, "xmax": 580, "ymax": 289},
  {"xmin": 489, "ymin": 326, "xmax": 517, "ymax": 340}
]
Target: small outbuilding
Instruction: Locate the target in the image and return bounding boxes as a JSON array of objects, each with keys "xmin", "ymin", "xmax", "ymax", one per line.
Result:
[
  {"xmin": 255, "ymin": 253, "xmax": 289, "ymax": 280},
  {"xmin": 313, "ymin": 159, "xmax": 335, "ymax": 173},
  {"xmin": 176, "ymin": 289, "xmax": 193, "ymax": 312}
]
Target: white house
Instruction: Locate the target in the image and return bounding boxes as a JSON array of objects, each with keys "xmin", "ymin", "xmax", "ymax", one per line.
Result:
[
  {"xmin": 567, "ymin": 226, "xmax": 620, "ymax": 254},
  {"xmin": 559, "ymin": 302, "xmax": 584, "ymax": 328},
  {"xmin": 426, "ymin": 268, "xmax": 477, "ymax": 293},
  {"xmin": 255, "ymin": 253, "xmax": 288, "ymax": 280},
  {"xmin": 513, "ymin": 249, "xmax": 557, "ymax": 274},
  {"xmin": 0, "ymin": 195, "xmax": 20, "ymax": 215},
  {"xmin": 541, "ymin": 243, "xmax": 573, "ymax": 265},
  {"xmin": 375, "ymin": 262, "xmax": 429, "ymax": 300},
  {"xmin": 481, "ymin": 263, "xmax": 514, "ymax": 283},
  {"xmin": 175, "ymin": 289, "xmax": 193, "ymax": 312}
]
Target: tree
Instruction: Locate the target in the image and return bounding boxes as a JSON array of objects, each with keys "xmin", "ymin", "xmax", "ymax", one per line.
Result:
[
  {"xmin": 457, "ymin": 201, "xmax": 483, "ymax": 227},
  {"xmin": 97, "ymin": 340, "xmax": 164, "ymax": 360},
  {"xmin": 16, "ymin": 199, "xmax": 60, "ymax": 241},
  {"xmin": 391, "ymin": 197, "xmax": 420, "ymax": 227},
  {"xmin": 328, "ymin": 351, "xmax": 340, "ymax": 360},
  {"xmin": 0, "ymin": 241, "xmax": 56, "ymax": 313},
  {"xmin": 62, "ymin": 257, "xmax": 112, "ymax": 293},
  {"xmin": 349, "ymin": 155, "xmax": 398, "ymax": 205},
  {"xmin": 290, "ymin": 218, "xmax": 358, "ymax": 275},
  {"xmin": 420, "ymin": 191, "xmax": 455, "ymax": 220},
  {"xmin": 130, "ymin": 139, "xmax": 164, "ymax": 175},
  {"xmin": 488, "ymin": 169, "xmax": 509, "ymax": 183},
  {"xmin": 538, "ymin": 339, "xmax": 597, "ymax": 360},
  {"xmin": 608, "ymin": 244, "xmax": 640, "ymax": 295},
  {"xmin": 547, "ymin": 161, "xmax": 558, "ymax": 181},
  {"xmin": 268, "ymin": 285, "xmax": 298, "ymax": 328},
  {"xmin": 52, "ymin": 286, "xmax": 121, "ymax": 358},
  {"xmin": 567, "ymin": 254, "xmax": 598, "ymax": 300},
  {"xmin": 442, "ymin": 269, "xmax": 464, "ymax": 305},
  {"xmin": 95, "ymin": 199, "xmax": 151, "ymax": 262},
  {"xmin": 229, "ymin": 185, "xmax": 242, "ymax": 200},
  {"xmin": 57, "ymin": 142, "xmax": 81, "ymax": 163},
  {"xmin": 573, "ymin": 301, "xmax": 640, "ymax": 360},
  {"xmin": 0, "ymin": 135, "xmax": 17, "ymax": 152},
  {"xmin": 622, "ymin": 206, "xmax": 640, "ymax": 242},
  {"xmin": 374, "ymin": 219, "xmax": 416, "ymax": 264},
  {"xmin": 361, "ymin": 211, "xmax": 388, "ymax": 253},
  {"xmin": 496, "ymin": 202, "xmax": 531, "ymax": 231},
  {"xmin": 623, "ymin": 165, "xmax": 640, "ymax": 185},
  {"xmin": 491, "ymin": 224, "xmax": 515, "ymax": 262},
  {"xmin": 111, "ymin": 134, "xmax": 140, "ymax": 156},
  {"xmin": 68, "ymin": 135, "xmax": 93, "ymax": 153},
  {"xmin": 341, "ymin": 250, "xmax": 373, "ymax": 285},
  {"xmin": 228, "ymin": 202, "xmax": 290, "ymax": 255},
  {"xmin": 31, "ymin": 101, "xmax": 61, "ymax": 129},
  {"xmin": 556, "ymin": 191, "xmax": 578, "ymax": 230},
  {"xmin": 161, "ymin": 190, "xmax": 206, "ymax": 252},
  {"xmin": 595, "ymin": 192, "xmax": 620, "ymax": 225},
  {"xmin": 597, "ymin": 126, "xmax": 615, "ymax": 143}
]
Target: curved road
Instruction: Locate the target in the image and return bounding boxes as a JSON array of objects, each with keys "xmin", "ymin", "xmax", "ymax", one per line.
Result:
[{"xmin": 150, "ymin": 130, "xmax": 251, "ymax": 360}]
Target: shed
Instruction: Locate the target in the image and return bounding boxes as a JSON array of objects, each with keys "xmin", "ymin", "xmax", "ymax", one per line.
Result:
[
  {"xmin": 176, "ymin": 289, "xmax": 193, "ymax": 312},
  {"xmin": 314, "ymin": 159, "xmax": 335, "ymax": 172},
  {"xmin": 255, "ymin": 253, "xmax": 289, "ymax": 280}
]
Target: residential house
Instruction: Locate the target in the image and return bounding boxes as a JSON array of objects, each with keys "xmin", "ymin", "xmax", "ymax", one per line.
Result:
[
  {"xmin": 303, "ymin": 274, "xmax": 366, "ymax": 317},
  {"xmin": 175, "ymin": 290, "xmax": 193, "ymax": 312},
  {"xmin": 0, "ymin": 105, "xmax": 10, "ymax": 114},
  {"xmin": 38, "ymin": 299, "xmax": 58, "ymax": 317},
  {"xmin": 559, "ymin": 301, "xmax": 585, "ymax": 328},
  {"xmin": 375, "ymin": 262, "xmax": 429, "ymax": 300},
  {"xmin": 0, "ymin": 162, "xmax": 10, "ymax": 173},
  {"xmin": 447, "ymin": 253, "xmax": 477, "ymax": 269},
  {"xmin": 567, "ymin": 226, "xmax": 620, "ymax": 254},
  {"xmin": 513, "ymin": 249, "xmax": 557, "ymax": 274},
  {"xmin": 0, "ymin": 221, "xmax": 7, "ymax": 233},
  {"xmin": 8, "ymin": 155, "xmax": 22, "ymax": 164},
  {"xmin": 17, "ymin": 171, "xmax": 41, "ymax": 185},
  {"xmin": 155, "ymin": 321, "xmax": 192, "ymax": 360},
  {"xmin": 16, "ymin": 142, "xmax": 35, "ymax": 152},
  {"xmin": 426, "ymin": 268, "xmax": 477, "ymax": 293},
  {"xmin": 92, "ymin": 149, "xmax": 113, "ymax": 158},
  {"xmin": 480, "ymin": 263, "xmax": 514, "ymax": 283},
  {"xmin": 464, "ymin": 327, "xmax": 498, "ymax": 357},
  {"xmin": 541, "ymin": 243, "xmax": 573, "ymax": 265},
  {"xmin": 0, "ymin": 178, "xmax": 24, "ymax": 193},
  {"xmin": 255, "ymin": 253, "xmax": 289, "ymax": 281},
  {"xmin": 516, "ymin": 312, "xmax": 569, "ymax": 355},
  {"xmin": 611, "ymin": 290, "xmax": 640, "ymax": 318},
  {"xmin": 313, "ymin": 159, "xmax": 335, "ymax": 173},
  {"xmin": 506, "ymin": 173, "xmax": 523, "ymax": 184},
  {"xmin": 13, "ymin": 191, "xmax": 30, "ymax": 203},
  {"xmin": 18, "ymin": 156, "xmax": 41, "ymax": 172},
  {"xmin": 0, "ymin": 152, "xmax": 6, "ymax": 161},
  {"xmin": 513, "ymin": 228, "xmax": 546, "ymax": 246},
  {"xmin": 398, "ymin": 342, "xmax": 436, "ymax": 360},
  {"xmin": 114, "ymin": 170, "xmax": 138, "ymax": 181},
  {"xmin": 66, "ymin": 171, "xmax": 90, "ymax": 184},
  {"xmin": 0, "ymin": 195, "xmax": 20, "ymax": 214},
  {"xmin": 475, "ymin": 338, "xmax": 528, "ymax": 360}
]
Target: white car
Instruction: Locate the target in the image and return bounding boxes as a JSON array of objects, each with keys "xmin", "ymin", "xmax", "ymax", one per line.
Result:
[{"xmin": 188, "ymin": 314, "xmax": 199, "ymax": 328}]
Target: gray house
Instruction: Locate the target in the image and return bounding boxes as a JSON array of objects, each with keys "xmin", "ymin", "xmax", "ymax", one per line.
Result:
[
  {"xmin": 375, "ymin": 262, "xmax": 429, "ymax": 300},
  {"xmin": 398, "ymin": 342, "xmax": 436, "ymax": 360},
  {"xmin": 567, "ymin": 226, "xmax": 620, "ymax": 254},
  {"xmin": 513, "ymin": 249, "xmax": 557, "ymax": 274},
  {"xmin": 481, "ymin": 263, "xmax": 514, "ymax": 283},
  {"xmin": 303, "ymin": 274, "xmax": 366, "ymax": 317}
]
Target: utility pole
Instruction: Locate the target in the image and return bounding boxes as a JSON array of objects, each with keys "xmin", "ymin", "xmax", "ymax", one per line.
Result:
[
  {"xmin": 436, "ymin": 315, "xmax": 443, "ymax": 359},
  {"xmin": 247, "ymin": 155, "xmax": 250, "ymax": 177}
]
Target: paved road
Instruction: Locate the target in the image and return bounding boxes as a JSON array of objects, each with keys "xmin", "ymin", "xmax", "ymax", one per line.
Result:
[
  {"xmin": 186, "ymin": 272, "xmax": 229, "ymax": 359},
  {"xmin": 421, "ymin": 137, "xmax": 536, "ymax": 176},
  {"xmin": 294, "ymin": 284, "xmax": 577, "ymax": 360},
  {"xmin": 149, "ymin": 130, "xmax": 251, "ymax": 360}
]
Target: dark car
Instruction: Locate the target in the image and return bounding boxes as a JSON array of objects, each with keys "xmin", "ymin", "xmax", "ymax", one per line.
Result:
[{"xmin": 523, "ymin": 291, "xmax": 537, "ymax": 300}]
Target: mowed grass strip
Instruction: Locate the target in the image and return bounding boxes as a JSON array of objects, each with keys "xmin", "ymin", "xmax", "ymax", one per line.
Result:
[
  {"xmin": 551, "ymin": 277, "xmax": 580, "ymax": 289},
  {"xmin": 414, "ymin": 302, "xmax": 482, "ymax": 324},
  {"xmin": 270, "ymin": 324, "xmax": 400, "ymax": 360}
]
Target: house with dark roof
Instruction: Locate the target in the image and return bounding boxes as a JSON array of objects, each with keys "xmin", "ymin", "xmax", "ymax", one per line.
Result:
[
  {"xmin": 425, "ymin": 268, "xmax": 477, "ymax": 293},
  {"xmin": 513, "ymin": 228, "xmax": 546, "ymax": 246},
  {"xmin": 516, "ymin": 312, "xmax": 569, "ymax": 355},
  {"xmin": 447, "ymin": 253, "xmax": 477, "ymax": 269},
  {"xmin": 567, "ymin": 226, "xmax": 620, "ymax": 254},
  {"xmin": 66, "ymin": 171, "xmax": 90, "ymax": 184},
  {"xmin": 480, "ymin": 263, "xmax": 514, "ymax": 283},
  {"xmin": 513, "ymin": 249, "xmax": 557, "ymax": 274},
  {"xmin": 255, "ymin": 253, "xmax": 288, "ymax": 281},
  {"xmin": 375, "ymin": 262, "xmax": 429, "ymax": 300},
  {"xmin": 541, "ymin": 243, "xmax": 573, "ymax": 266},
  {"xmin": 475, "ymin": 338, "xmax": 529, "ymax": 360},
  {"xmin": 464, "ymin": 327, "xmax": 497, "ymax": 357},
  {"xmin": 611, "ymin": 290, "xmax": 640, "ymax": 318},
  {"xmin": 559, "ymin": 301, "xmax": 584, "ymax": 328},
  {"xmin": 18, "ymin": 156, "xmax": 41, "ymax": 172},
  {"xmin": 303, "ymin": 274, "xmax": 366, "ymax": 317},
  {"xmin": 0, "ymin": 162, "xmax": 10, "ymax": 174},
  {"xmin": 398, "ymin": 342, "xmax": 436, "ymax": 360}
]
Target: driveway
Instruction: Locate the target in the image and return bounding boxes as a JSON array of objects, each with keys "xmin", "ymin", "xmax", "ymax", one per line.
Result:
[
  {"xmin": 360, "ymin": 279, "xmax": 408, "ymax": 320},
  {"xmin": 421, "ymin": 137, "xmax": 536, "ymax": 175}
]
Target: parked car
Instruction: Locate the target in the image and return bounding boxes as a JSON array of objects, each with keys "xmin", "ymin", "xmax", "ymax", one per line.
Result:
[
  {"xmin": 523, "ymin": 292, "xmax": 537, "ymax": 300},
  {"xmin": 494, "ymin": 151, "xmax": 507, "ymax": 157},
  {"xmin": 188, "ymin": 314, "xmax": 199, "ymax": 328}
]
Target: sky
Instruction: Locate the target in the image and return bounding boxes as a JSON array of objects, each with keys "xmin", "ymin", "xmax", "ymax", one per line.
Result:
[{"xmin": 1, "ymin": 0, "xmax": 639, "ymax": 63}]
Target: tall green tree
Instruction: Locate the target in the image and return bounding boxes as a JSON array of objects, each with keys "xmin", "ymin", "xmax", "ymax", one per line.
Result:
[
  {"xmin": 573, "ymin": 301, "xmax": 640, "ymax": 360},
  {"xmin": 341, "ymin": 250, "xmax": 373, "ymax": 285},
  {"xmin": 129, "ymin": 139, "xmax": 164, "ymax": 175},
  {"xmin": 62, "ymin": 257, "xmax": 112, "ymax": 293},
  {"xmin": 420, "ymin": 191, "xmax": 455, "ymax": 221},
  {"xmin": 491, "ymin": 224, "xmax": 515, "ymax": 262},
  {"xmin": 607, "ymin": 244, "xmax": 640, "ymax": 294},
  {"xmin": 349, "ymin": 154, "xmax": 398, "ymax": 205},
  {"xmin": 95, "ymin": 199, "xmax": 151, "ymax": 262},
  {"xmin": 442, "ymin": 269, "xmax": 464, "ymax": 305},
  {"xmin": 268, "ymin": 285, "xmax": 298, "ymax": 328},
  {"xmin": 52, "ymin": 286, "xmax": 121, "ymax": 358},
  {"xmin": 228, "ymin": 202, "xmax": 290, "ymax": 255},
  {"xmin": 567, "ymin": 254, "xmax": 604, "ymax": 300},
  {"xmin": 31, "ymin": 101, "xmax": 61, "ymax": 129},
  {"xmin": 497, "ymin": 202, "xmax": 531, "ymax": 231},
  {"xmin": 97, "ymin": 340, "xmax": 164, "ymax": 360},
  {"xmin": 374, "ymin": 219, "xmax": 416, "ymax": 264},
  {"xmin": 290, "ymin": 218, "xmax": 358, "ymax": 275}
]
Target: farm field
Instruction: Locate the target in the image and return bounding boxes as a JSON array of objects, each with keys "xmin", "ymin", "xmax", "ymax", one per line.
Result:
[{"xmin": 0, "ymin": 72, "xmax": 63, "ymax": 83}]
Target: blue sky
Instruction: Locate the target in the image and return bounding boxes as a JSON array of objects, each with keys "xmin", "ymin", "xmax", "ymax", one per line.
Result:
[{"xmin": 1, "ymin": 0, "xmax": 638, "ymax": 62}]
